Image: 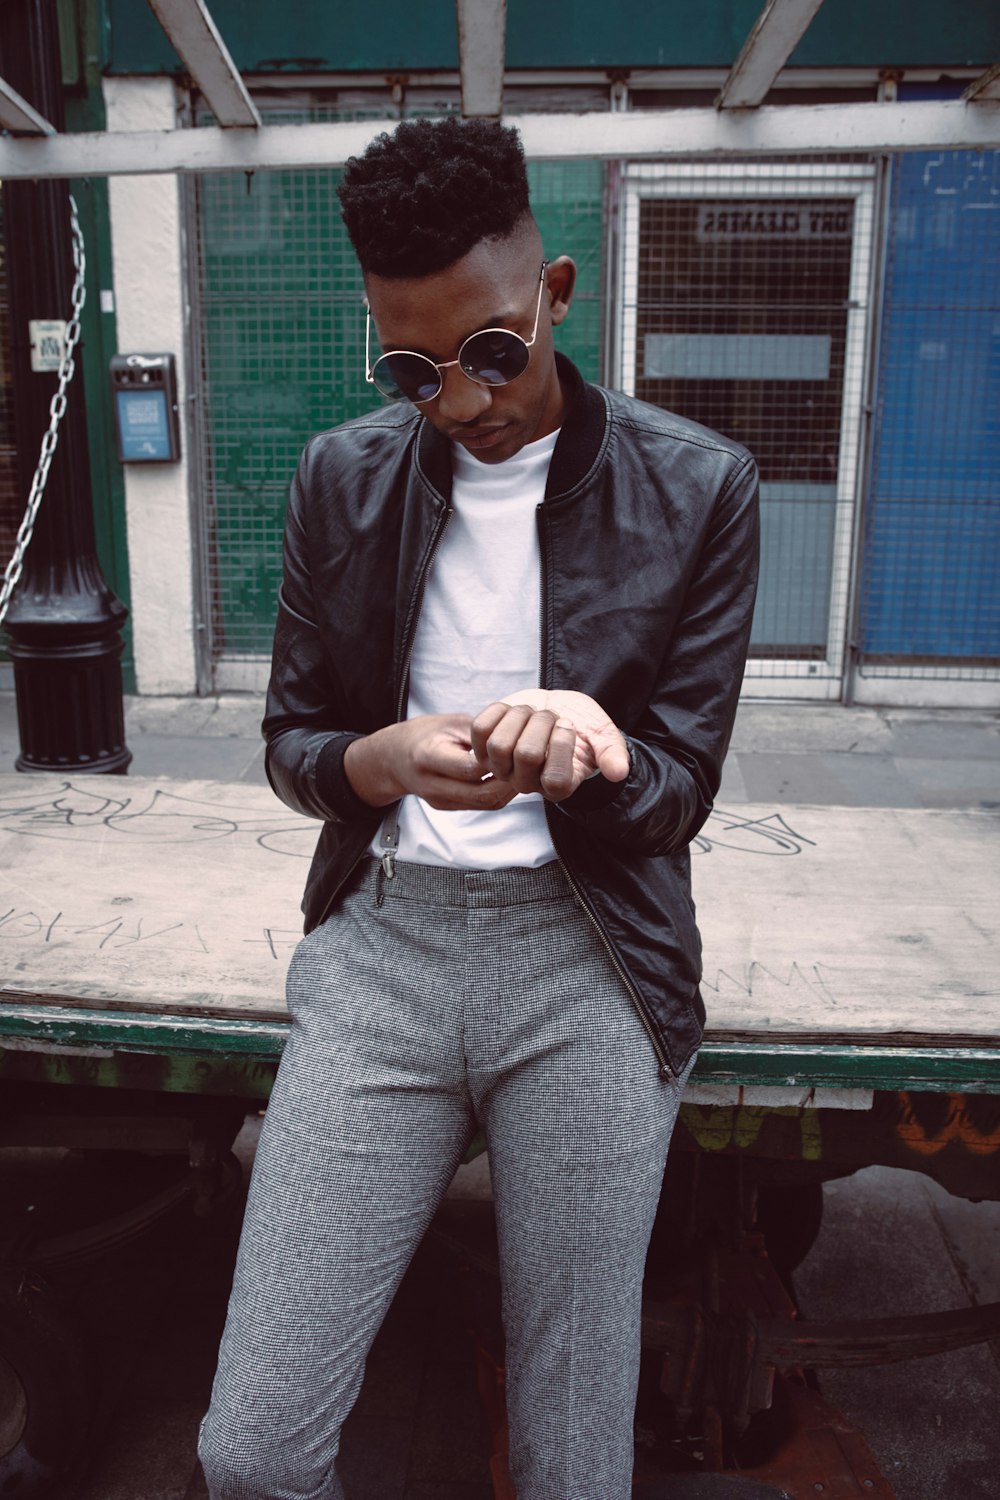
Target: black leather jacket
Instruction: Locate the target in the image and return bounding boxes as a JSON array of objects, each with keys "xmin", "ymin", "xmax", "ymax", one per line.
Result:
[{"xmin": 263, "ymin": 356, "xmax": 759, "ymax": 1077}]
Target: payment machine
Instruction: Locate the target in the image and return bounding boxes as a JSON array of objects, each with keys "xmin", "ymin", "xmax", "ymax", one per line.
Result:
[{"xmin": 110, "ymin": 353, "xmax": 181, "ymax": 462}]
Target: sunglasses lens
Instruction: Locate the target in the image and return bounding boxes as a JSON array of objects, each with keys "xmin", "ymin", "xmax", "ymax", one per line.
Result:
[
  {"xmin": 371, "ymin": 353, "xmax": 442, "ymax": 403},
  {"xmin": 460, "ymin": 331, "xmax": 530, "ymax": 387}
]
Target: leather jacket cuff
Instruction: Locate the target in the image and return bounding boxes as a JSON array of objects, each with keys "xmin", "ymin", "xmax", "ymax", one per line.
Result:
[{"xmin": 314, "ymin": 733, "xmax": 374, "ymax": 822}]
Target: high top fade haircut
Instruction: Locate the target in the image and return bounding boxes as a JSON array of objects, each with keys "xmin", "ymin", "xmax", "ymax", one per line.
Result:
[{"xmin": 337, "ymin": 116, "xmax": 532, "ymax": 279}]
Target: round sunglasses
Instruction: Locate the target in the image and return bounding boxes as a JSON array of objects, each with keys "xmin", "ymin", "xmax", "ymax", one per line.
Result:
[{"xmin": 365, "ymin": 262, "xmax": 549, "ymax": 404}]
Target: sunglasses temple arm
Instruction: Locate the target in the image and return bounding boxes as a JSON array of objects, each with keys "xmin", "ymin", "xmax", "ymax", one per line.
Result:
[
  {"xmin": 526, "ymin": 260, "xmax": 549, "ymax": 349},
  {"xmin": 364, "ymin": 309, "xmax": 376, "ymax": 384}
]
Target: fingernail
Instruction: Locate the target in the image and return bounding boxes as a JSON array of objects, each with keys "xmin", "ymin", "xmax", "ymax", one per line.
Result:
[{"xmin": 555, "ymin": 719, "xmax": 574, "ymax": 730}]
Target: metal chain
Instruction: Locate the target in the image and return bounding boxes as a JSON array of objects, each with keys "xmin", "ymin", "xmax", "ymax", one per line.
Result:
[{"xmin": 0, "ymin": 192, "xmax": 87, "ymax": 627}]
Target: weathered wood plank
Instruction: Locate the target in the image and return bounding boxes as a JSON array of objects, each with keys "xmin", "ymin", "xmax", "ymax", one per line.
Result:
[{"xmin": 0, "ymin": 776, "xmax": 996, "ymax": 1054}]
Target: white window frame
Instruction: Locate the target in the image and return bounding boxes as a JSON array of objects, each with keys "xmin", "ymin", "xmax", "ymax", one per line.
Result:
[{"xmin": 618, "ymin": 159, "xmax": 876, "ymax": 702}]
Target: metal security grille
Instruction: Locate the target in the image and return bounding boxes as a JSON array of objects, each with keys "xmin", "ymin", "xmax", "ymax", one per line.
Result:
[
  {"xmin": 525, "ymin": 158, "xmax": 604, "ymax": 384},
  {"xmin": 858, "ymin": 147, "xmax": 1000, "ymax": 687},
  {"xmin": 191, "ymin": 107, "xmax": 391, "ymax": 680},
  {"xmin": 619, "ymin": 160, "xmax": 875, "ymax": 701},
  {"xmin": 192, "ymin": 105, "xmax": 605, "ymax": 685}
]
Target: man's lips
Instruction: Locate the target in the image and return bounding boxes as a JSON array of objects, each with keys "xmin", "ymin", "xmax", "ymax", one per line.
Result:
[{"xmin": 453, "ymin": 424, "xmax": 510, "ymax": 451}]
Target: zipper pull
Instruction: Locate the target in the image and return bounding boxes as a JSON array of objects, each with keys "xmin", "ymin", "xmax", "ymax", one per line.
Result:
[{"xmin": 378, "ymin": 804, "xmax": 401, "ymax": 882}]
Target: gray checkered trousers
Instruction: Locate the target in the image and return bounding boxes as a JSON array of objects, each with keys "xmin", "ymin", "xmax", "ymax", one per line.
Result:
[{"xmin": 199, "ymin": 857, "xmax": 691, "ymax": 1499}]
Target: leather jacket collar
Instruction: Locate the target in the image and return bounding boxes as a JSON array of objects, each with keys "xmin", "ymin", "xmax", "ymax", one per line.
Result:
[{"xmin": 414, "ymin": 353, "xmax": 608, "ymax": 507}]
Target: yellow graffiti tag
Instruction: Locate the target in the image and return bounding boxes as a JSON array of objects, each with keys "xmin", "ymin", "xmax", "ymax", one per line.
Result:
[{"xmin": 679, "ymin": 1104, "xmax": 822, "ymax": 1161}]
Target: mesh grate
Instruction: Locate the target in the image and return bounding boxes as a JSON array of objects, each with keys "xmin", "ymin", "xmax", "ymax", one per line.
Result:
[
  {"xmin": 620, "ymin": 161, "xmax": 874, "ymax": 689},
  {"xmin": 525, "ymin": 158, "xmax": 604, "ymax": 383},
  {"xmin": 192, "ymin": 105, "xmax": 393, "ymax": 662},
  {"xmin": 194, "ymin": 129, "xmax": 999, "ymax": 698},
  {"xmin": 193, "ymin": 106, "xmax": 605, "ymax": 667},
  {"xmin": 859, "ymin": 148, "xmax": 1000, "ymax": 681}
]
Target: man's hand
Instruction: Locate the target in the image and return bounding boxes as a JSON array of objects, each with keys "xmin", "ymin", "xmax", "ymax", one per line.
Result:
[
  {"xmin": 471, "ymin": 690, "xmax": 629, "ymax": 802},
  {"xmin": 344, "ymin": 715, "xmax": 517, "ymax": 811}
]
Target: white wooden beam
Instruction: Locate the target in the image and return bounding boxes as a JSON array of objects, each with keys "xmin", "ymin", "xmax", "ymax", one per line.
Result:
[
  {"xmin": 1, "ymin": 99, "xmax": 999, "ymax": 179},
  {"xmin": 457, "ymin": 0, "xmax": 507, "ymax": 117},
  {"xmin": 0, "ymin": 76, "xmax": 56, "ymax": 134},
  {"xmin": 963, "ymin": 61, "xmax": 1000, "ymax": 103},
  {"xmin": 717, "ymin": 0, "xmax": 827, "ymax": 110},
  {"xmin": 146, "ymin": 0, "xmax": 260, "ymax": 127}
]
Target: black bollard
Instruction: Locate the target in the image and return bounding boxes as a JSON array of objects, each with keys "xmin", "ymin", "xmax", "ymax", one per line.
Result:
[{"xmin": 0, "ymin": 0, "xmax": 131, "ymax": 774}]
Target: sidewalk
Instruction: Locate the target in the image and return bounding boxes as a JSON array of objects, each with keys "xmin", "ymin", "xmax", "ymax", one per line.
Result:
[
  {"xmin": 3, "ymin": 692, "xmax": 998, "ymax": 809},
  {"xmin": 3, "ymin": 691, "xmax": 999, "ymax": 1500}
]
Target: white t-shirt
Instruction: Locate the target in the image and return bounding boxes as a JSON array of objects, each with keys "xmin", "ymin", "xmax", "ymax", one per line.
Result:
[{"xmin": 370, "ymin": 428, "xmax": 559, "ymax": 869}]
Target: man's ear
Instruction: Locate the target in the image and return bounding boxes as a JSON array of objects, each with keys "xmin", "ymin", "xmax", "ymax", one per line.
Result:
[{"xmin": 546, "ymin": 256, "xmax": 576, "ymax": 326}]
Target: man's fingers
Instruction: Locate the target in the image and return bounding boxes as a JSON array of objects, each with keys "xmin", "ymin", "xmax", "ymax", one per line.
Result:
[
  {"xmin": 505, "ymin": 708, "xmax": 560, "ymax": 791},
  {"xmin": 423, "ymin": 775, "xmax": 518, "ymax": 811},
  {"xmin": 408, "ymin": 717, "xmax": 485, "ymax": 784},
  {"xmin": 472, "ymin": 701, "xmax": 590, "ymax": 795},
  {"xmin": 539, "ymin": 719, "xmax": 578, "ymax": 801},
  {"xmin": 473, "ymin": 702, "xmax": 547, "ymax": 784},
  {"xmin": 469, "ymin": 702, "xmax": 511, "ymax": 764}
]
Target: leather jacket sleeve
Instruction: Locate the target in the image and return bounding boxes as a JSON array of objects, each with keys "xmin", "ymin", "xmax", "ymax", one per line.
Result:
[
  {"xmin": 262, "ymin": 442, "xmax": 375, "ymax": 826},
  {"xmin": 553, "ymin": 449, "xmax": 760, "ymax": 856}
]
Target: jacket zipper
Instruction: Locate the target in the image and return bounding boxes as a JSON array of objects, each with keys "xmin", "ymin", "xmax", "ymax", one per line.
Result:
[
  {"xmin": 536, "ymin": 504, "xmax": 675, "ymax": 1083},
  {"xmin": 313, "ymin": 502, "xmax": 453, "ymax": 923},
  {"xmin": 395, "ymin": 504, "xmax": 453, "ymax": 722},
  {"xmin": 380, "ymin": 503, "xmax": 453, "ymax": 881},
  {"xmin": 559, "ymin": 858, "xmax": 675, "ymax": 1082}
]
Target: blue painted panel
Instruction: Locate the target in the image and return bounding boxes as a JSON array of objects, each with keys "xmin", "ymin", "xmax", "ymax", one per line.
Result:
[
  {"xmin": 862, "ymin": 502, "xmax": 1000, "ymax": 658},
  {"xmin": 861, "ymin": 145, "xmax": 1000, "ymax": 660}
]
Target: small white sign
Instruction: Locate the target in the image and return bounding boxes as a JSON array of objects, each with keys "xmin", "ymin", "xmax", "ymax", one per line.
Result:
[
  {"xmin": 644, "ymin": 333, "xmax": 832, "ymax": 383},
  {"xmin": 29, "ymin": 319, "xmax": 67, "ymax": 373}
]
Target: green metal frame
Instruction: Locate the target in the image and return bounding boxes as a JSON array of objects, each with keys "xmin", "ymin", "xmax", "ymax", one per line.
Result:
[
  {"xmin": 104, "ymin": 0, "xmax": 1000, "ymax": 74},
  {"xmin": 61, "ymin": 0, "xmax": 135, "ymax": 689},
  {"xmin": 3, "ymin": 1001, "xmax": 1000, "ymax": 1100}
]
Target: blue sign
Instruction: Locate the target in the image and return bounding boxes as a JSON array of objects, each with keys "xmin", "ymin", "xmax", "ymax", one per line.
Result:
[{"xmin": 115, "ymin": 387, "xmax": 172, "ymax": 461}]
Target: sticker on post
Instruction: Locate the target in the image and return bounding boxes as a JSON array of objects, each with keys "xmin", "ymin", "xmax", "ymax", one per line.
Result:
[{"xmin": 29, "ymin": 320, "xmax": 68, "ymax": 372}]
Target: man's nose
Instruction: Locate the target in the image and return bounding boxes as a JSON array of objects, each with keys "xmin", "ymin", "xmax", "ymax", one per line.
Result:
[{"xmin": 435, "ymin": 363, "xmax": 493, "ymax": 424}]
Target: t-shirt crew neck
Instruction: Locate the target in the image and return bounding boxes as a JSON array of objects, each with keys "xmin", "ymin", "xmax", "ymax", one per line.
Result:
[
  {"xmin": 450, "ymin": 425, "xmax": 560, "ymax": 492},
  {"xmin": 370, "ymin": 426, "xmax": 561, "ymax": 870}
]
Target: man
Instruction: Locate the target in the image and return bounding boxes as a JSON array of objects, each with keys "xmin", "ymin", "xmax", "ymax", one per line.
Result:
[{"xmin": 199, "ymin": 116, "xmax": 758, "ymax": 1500}]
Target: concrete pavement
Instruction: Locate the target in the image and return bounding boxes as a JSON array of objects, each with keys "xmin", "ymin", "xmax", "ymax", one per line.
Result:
[{"xmin": 3, "ymin": 691, "xmax": 998, "ymax": 809}]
